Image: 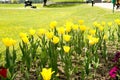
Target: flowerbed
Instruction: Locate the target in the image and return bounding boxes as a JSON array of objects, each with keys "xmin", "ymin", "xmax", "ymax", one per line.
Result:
[{"xmin": 0, "ymin": 19, "xmax": 120, "ymax": 80}]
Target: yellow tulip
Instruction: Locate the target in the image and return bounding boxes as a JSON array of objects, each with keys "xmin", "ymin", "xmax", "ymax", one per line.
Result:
[
  {"xmin": 89, "ymin": 29, "xmax": 96, "ymax": 35},
  {"xmin": 66, "ymin": 26, "xmax": 71, "ymax": 33},
  {"xmin": 96, "ymin": 23, "xmax": 101, "ymax": 28},
  {"xmin": 101, "ymin": 21, "xmax": 106, "ymax": 26},
  {"xmin": 63, "ymin": 46, "xmax": 70, "ymax": 53},
  {"xmin": 2, "ymin": 38, "xmax": 16, "ymax": 47},
  {"xmin": 52, "ymin": 36, "xmax": 59, "ymax": 44},
  {"xmin": 93, "ymin": 21, "xmax": 98, "ymax": 27},
  {"xmin": 37, "ymin": 29, "xmax": 46, "ymax": 37},
  {"xmin": 11, "ymin": 39, "xmax": 16, "ymax": 45},
  {"xmin": 65, "ymin": 21, "xmax": 73, "ymax": 32},
  {"xmin": 19, "ymin": 32, "xmax": 27, "ymax": 38},
  {"xmin": 50, "ymin": 21, "xmax": 57, "ymax": 29},
  {"xmin": 89, "ymin": 37, "xmax": 99, "ymax": 45},
  {"xmin": 65, "ymin": 21, "xmax": 73, "ymax": 27},
  {"xmin": 29, "ymin": 29, "xmax": 36, "ymax": 35},
  {"xmin": 115, "ymin": 19, "xmax": 120, "ymax": 25},
  {"xmin": 78, "ymin": 20, "xmax": 84, "ymax": 25},
  {"xmin": 89, "ymin": 39, "xmax": 95, "ymax": 45},
  {"xmin": 58, "ymin": 27, "xmax": 65, "ymax": 35},
  {"xmin": 21, "ymin": 37, "xmax": 29, "ymax": 44},
  {"xmin": 103, "ymin": 35, "xmax": 108, "ymax": 40},
  {"xmin": 94, "ymin": 38, "xmax": 99, "ymax": 43},
  {"xmin": 72, "ymin": 24, "xmax": 78, "ymax": 31},
  {"xmin": 98, "ymin": 26, "xmax": 104, "ymax": 31},
  {"xmin": 63, "ymin": 35, "xmax": 71, "ymax": 42},
  {"xmin": 40, "ymin": 68, "xmax": 55, "ymax": 80},
  {"xmin": 108, "ymin": 22, "xmax": 112, "ymax": 26},
  {"xmin": 80, "ymin": 25, "xmax": 87, "ymax": 32},
  {"xmin": 87, "ymin": 35, "xmax": 93, "ymax": 39},
  {"xmin": 46, "ymin": 32, "xmax": 54, "ymax": 39}
]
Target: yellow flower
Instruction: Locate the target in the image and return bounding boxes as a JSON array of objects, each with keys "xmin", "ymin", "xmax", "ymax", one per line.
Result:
[
  {"xmin": 63, "ymin": 35, "xmax": 71, "ymax": 42},
  {"xmin": 80, "ymin": 25, "xmax": 87, "ymax": 32},
  {"xmin": 89, "ymin": 37, "xmax": 99, "ymax": 45},
  {"xmin": 89, "ymin": 40, "xmax": 94, "ymax": 45},
  {"xmin": 66, "ymin": 21, "xmax": 73, "ymax": 27},
  {"xmin": 52, "ymin": 36, "xmax": 59, "ymax": 44},
  {"xmin": 37, "ymin": 29, "xmax": 46, "ymax": 37},
  {"xmin": 19, "ymin": 32, "xmax": 27, "ymax": 38},
  {"xmin": 98, "ymin": 26, "xmax": 104, "ymax": 31},
  {"xmin": 78, "ymin": 20, "xmax": 84, "ymax": 25},
  {"xmin": 108, "ymin": 22, "xmax": 112, "ymax": 26},
  {"xmin": 40, "ymin": 68, "xmax": 55, "ymax": 80},
  {"xmin": 46, "ymin": 32, "xmax": 54, "ymax": 39},
  {"xmin": 89, "ymin": 29, "xmax": 96, "ymax": 35},
  {"xmin": 2, "ymin": 38, "xmax": 16, "ymax": 47},
  {"xmin": 63, "ymin": 46, "xmax": 70, "ymax": 53},
  {"xmin": 66, "ymin": 26, "xmax": 71, "ymax": 33},
  {"xmin": 87, "ymin": 35, "xmax": 93, "ymax": 39},
  {"xmin": 58, "ymin": 27, "xmax": 65, "ymax": 35},
  {"xmin": 50, "ymin": 21, "xmax": 57, "ymax": 29},
  {"xmin": 21, "ymin": 37, "xmax": 29, "ymax": 44},
  {"xmin": 97, "ymin": 24, "xmax": 101, "ymax": 28},
  {"xmin": 65, "ymin": 21, "xmax": 73, "ymax": 32},
  {"xmin": 93, "ymin": 21, "xmax": 98, "ymax": 27},
  {"xmin": 103, "ymin": 35, "xmax": 108, "ymax": 40},
  {"xmin": 115, "ymin": 19, "xmax": 120, "ymax": 25},
  {"xmin": 72, "ymin": 24, "xmax": 78, "ymax": 30},
  {"xmin": 93, "ymin": 22, "xmax": 101, "ymax": 28},
  {"xmin": 11, "ymin": 39, "xmax": 16, "ymax": 45},
  {"xmin": 101, "ymin": 21, "xmax": 106, "ymax": 26},
  {"xmin": 29, "ymin": 29, "xmax": 36, "ymax": 35},
  {"xmin": 94, "ymin": 38, "xmax": 99, "ymax": 43}
]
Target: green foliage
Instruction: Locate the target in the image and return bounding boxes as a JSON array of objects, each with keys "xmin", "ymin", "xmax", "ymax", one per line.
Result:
[{"xmin": 11, "ymin": 0, "xmax": 19, "ymax": 3}]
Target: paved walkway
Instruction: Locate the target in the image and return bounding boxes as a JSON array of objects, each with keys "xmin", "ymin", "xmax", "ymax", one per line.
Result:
[
  {"xmin": 94, "ymin": 3, "xmax": 114, "ymax": 9},
  {"xmin": 93, "ymin": 3, "xmax": 120, "ymax": 11}
]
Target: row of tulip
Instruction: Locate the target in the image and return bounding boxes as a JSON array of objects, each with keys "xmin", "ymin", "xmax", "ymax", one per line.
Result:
[{"xmin": 0, "ymin": 19, "xmax": 120, "ymax": 80}]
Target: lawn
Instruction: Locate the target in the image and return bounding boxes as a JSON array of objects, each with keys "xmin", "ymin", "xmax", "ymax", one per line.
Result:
[
  {"xmin": 0, "ymin": 3, "xmax": 119, "ymax": 51},
  {"xmin": 51, "ymin": 0, "xmax": 84, "ymax": 2}
]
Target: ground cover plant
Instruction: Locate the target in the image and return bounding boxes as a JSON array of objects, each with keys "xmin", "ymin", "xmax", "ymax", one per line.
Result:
[{"xmin": 0, "ymin": 3, "xmax": 120, "ymax": 80}]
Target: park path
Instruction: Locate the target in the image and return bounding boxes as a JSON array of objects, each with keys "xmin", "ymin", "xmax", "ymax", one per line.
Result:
[
  {"xmin": 94, "ymin": 3, "xmax": 113, "ymax": 9},
  {"xmin": 93, "ymin": 3, "xmax": 120, "ymax": 11}
]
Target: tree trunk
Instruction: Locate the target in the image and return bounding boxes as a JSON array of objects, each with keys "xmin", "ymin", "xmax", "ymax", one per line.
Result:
[{"xmin": 43, "ymin": 0, "xmax": 47, "ymax": 6}]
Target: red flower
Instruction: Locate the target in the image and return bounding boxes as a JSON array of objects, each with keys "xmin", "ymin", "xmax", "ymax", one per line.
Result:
[
  {"xmin": 109, "ymin": 66, "xmax": 118, "ymax": 79},
  {"xmin": 0, "ymin": 67, "xmax": 7, "ymax": 78},
  {"xmin": 112, "ymin": 52, "xmax": 120, "ymax": 62}
]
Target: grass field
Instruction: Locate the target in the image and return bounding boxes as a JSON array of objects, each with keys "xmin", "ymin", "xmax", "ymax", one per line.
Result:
[
  {"xmin": 0, "ymin": 3, "xmax": 120, "ymax": 52},
  {"xmin": 51, "ymin": 0, "xmax": 84, "ymax": 2}
]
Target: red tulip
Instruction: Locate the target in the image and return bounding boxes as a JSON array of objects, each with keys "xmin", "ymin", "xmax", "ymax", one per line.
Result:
[{"xmin": 0, "ymin": 67, "xmax": 7, "ymax": 78}]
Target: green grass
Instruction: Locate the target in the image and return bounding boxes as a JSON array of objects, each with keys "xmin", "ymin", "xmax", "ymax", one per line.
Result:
[
  {"xmin": 51, "ymin": 0, "xmax": 84, "ymax": 2},
  {"xmin": 0, "ymin": 3, "xmax": 120, "ymax": 52},
  {"xmin": 0, "ymin": 3, "xmax": 42, "ymax": 8}
]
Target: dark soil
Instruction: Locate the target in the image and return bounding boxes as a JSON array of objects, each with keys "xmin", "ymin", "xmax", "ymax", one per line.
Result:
[{"xmin": 14, "ymin": 42, "xmax": 119, "ymax": 80}]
